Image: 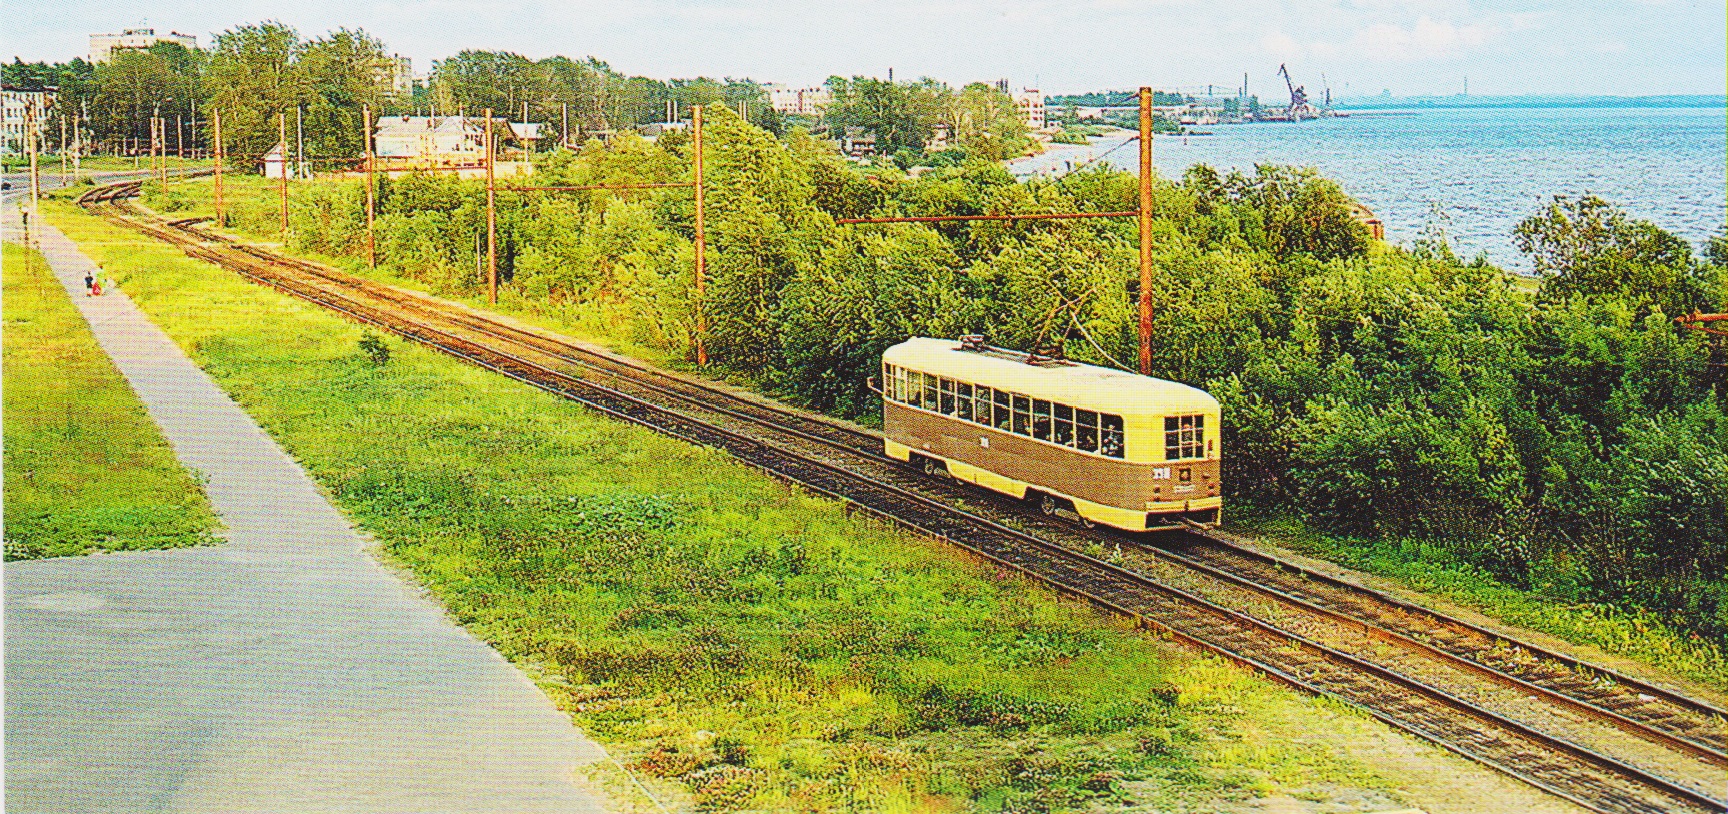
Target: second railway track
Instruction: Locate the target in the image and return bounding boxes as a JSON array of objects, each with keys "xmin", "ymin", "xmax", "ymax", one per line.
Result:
[{"xmin": 82, "ymin": 180, "xmax": 1728, "ymax": 814}]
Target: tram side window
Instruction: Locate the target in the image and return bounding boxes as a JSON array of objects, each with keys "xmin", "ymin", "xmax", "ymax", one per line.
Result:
[
  {"xmin": 1053, "ymin": 404, "xmax": 1074, "ymax": 445},
  {"xmin": 1100, "ymin": 414, "xmax": 1124, "ymax": 458},
  {"xmin": 939, "ymin": 377, "xmax": 956, "ymax": 416},
  {"xmin": 1164, "ymin": 414, "xmax": 1205, "ymax": 460},
  {"xmin": 1011, "ymin": 394, "xmax": 1031, "ymax": 436},
  {"xmin": 922, "ymin": 373, "xmax": 939, "ymax": 411},
  {"xmin": 973, "ymin": 386, "xmax": 993, "ymax": 426},
  {"xmin": 1032, "ymin": 399, "xmax": 1052, "ymax": 442},
  {"xmin": 1075, "ymin": 409, "xmax": 1099, "ymax": 453},
  {"xmin": 955, "ymin": 382, "xmax": 973, "ymax": 421},
  {"xmin": 992, "ymin": 389, "xmax": 1012, "ymax": 431}
]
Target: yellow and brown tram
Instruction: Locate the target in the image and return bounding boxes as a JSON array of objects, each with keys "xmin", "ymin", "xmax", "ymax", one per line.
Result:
[{"xmin": 879, "ymin": 336, "xmax": 1221, "ymax": 531}]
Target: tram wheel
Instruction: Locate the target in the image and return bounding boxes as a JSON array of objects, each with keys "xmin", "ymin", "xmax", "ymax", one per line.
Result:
[
  {"xmin": 1039, "ymin": 494, "xmax": 1059, "ymax": 516},
  {"xmin": 921, "ymin": 457, "xmax": 945, "ymax": 478}
]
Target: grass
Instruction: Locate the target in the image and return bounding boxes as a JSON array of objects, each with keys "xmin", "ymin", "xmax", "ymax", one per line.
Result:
[
  {"xmin": 133, "ymin": 173, "xmax": 1728, "ymax": 696},
  {"xmin": 1, "ymin": 240, "xmax": 218, "ymax": 559},
  {"xmin": 37, "ymin": 197, "xmax": 1456, "ymax": 812},
  {"xmin": 1233, "ymin": 506, "xmax": 1728, "ymax": 695}
]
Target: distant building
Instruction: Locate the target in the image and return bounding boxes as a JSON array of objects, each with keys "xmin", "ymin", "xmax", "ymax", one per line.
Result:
[
  {"xmin": 1, "ymin": 86, "xmax": 55, "ymax": 154},
  {"xmin": 89, "ymin": 28, "xmax": 197, "ymax": 63},
  {"xmin": 371, "ymin": 114, "xmax": 540, "ymax": 169},
  {"xmin": 839, "ymin": 127, "xmax": 877, "ymax": 158},
  {"xmin": 764, "ymin": 83, "xmax": 831, "ymax": 117},
  {"xmin": 260, "ymin": 141, "xmax": 288, "ymax": 178},
  {"xmin": 373, "ymin": 115, "xmax": 485, "ymax": 168},
  {"xmin": 926, "ymin": 122, "xmax": 952, "ymax": 151},
  {"xmin": 1013, "ymin": 88, "xmax": 1046, "ymax": 131},
  {"xmin": 377, "ymin": 54, "xmax": 413, "ymax": 99}
]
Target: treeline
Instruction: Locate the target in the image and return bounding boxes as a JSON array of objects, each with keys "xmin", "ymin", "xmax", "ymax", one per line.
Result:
[
  {"xmin": 213, "ymin": 108, "xmax": 1726, "ymax": 638},
  {"xmin": 6, "ymin": 22, "xmax": 1033, "ymax": 167}
]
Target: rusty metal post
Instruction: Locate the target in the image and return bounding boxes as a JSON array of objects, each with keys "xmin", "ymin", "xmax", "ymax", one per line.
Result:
[
  {"xmin": 1137, "ymin": 87, "xmax": 1154, "ymax": 376},
  {"xmin": 485, "ymin": 108, "xmax": 498, "ymax": 305},
  {"xmin": 279, "ymin": 113, "xmax": 289, "ymax": 240},
  {"xmin": 693, "ymin": 105, "xmax": 708, "ymax": 367},
  {"xmin": 363, "ymin": 104, "xmax": 376, "ymax": 269},
  {"xmin": 213, "ymin": 110, "xmax": 225, "ymax": 228}
]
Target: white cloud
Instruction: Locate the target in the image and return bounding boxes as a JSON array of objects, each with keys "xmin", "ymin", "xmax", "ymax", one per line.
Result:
[{"xmin": 1349, "ymin": 15, "xmax": 1496, "ymax": 60}]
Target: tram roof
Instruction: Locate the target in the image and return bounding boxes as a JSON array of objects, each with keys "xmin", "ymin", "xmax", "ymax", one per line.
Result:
[{"xmin": 883, "ymin": 337, "xmax": 1218, "ymax": 416}]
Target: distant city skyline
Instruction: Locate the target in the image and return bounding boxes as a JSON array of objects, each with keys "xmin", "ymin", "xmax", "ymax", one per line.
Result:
[{"xmin": 6, "ymin": 0, "xmax": 1725, "ymax": 97}]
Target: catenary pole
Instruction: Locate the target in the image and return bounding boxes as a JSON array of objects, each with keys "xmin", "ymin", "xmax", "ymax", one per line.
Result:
[
  {"xmin": 693, "ymin": 105, "xmax": 707, "ymax": 367},
  {"xmin": 485, "ymin": 108, "xmax": 497, "ymax": 305},
  {"xmin": 364, "ymin": 104, "xmax": 376, "ymax": 269},
  {"xmin": 279, "ymin": 113, "xmax": 289, "ymax": 239},
  {"xmin": 1137, "ymin": 87, "xmax": 1155, "ymax": 376},
  {"xmin": 27, "ymin": 101, "xmax": 39, "ymax": 221},
  {"xmin": 213, "ymin": 110, "xmax": 224, "ymax": 228}
]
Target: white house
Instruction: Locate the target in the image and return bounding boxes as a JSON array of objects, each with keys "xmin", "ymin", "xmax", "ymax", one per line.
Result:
[
  {"xmin": 373, "ymin": 115, "xmax": 485, "ymax": 166},
  {"xmin": 88, "ymin": 28, "xmax": 197, "ymax": 63},
  {"xmin": 1, "ymin": 86, "xmax": 53, "ymax": 154}
]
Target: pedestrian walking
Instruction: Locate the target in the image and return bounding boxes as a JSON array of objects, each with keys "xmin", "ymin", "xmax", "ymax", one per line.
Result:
[{"xmin": 84, "ymin": 270, "xmax": 95, "ymax": 296}]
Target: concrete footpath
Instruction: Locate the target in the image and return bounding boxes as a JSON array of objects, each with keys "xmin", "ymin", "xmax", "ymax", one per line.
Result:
[{"xmin": 4, "ymin": 209, "xmax": 614, "ymax": 811}]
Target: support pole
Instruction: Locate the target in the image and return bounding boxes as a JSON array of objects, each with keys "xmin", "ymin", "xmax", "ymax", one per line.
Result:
[
  {"xmin": 485, "ymin": 107, "xmax": 497, "ymax": 305},
  {"xmin": 693, "ymin": 105, "xmax": 707, "ymax": 367},
  {"xmin": 1137, "ymin": 87, "xmax": 1155, "ymax": 377},
  {"xmin": 213, "ymin": 110, "xmax": 225, "ymax": 228},
  {"xmin": 562, "ymin": 102, "xmax": 569, "ymax": 148},
  {"xmin": 279, "ymin": 113, "xmax": 289, "ymax": 240},
  {"xmin": 364, "ymin": 104, "xmax": 376, "ymax": 269},
  {"xmin": 177, "ymin": 113, "xmax": 184, "ymax": 160},
  {"xmin": 26, "ymin": 101, "xmax": 39, "ymax": 222}
]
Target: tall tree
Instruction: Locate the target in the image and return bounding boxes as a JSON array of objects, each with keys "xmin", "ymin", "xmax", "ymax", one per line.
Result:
[{"xmin": 205, "ymin": 22, "xmax": 307, "ymax": 156}]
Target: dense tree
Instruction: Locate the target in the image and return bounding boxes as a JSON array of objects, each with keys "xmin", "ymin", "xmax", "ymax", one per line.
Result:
[{"xmin": 205, "ymin": 22, "xmax": 307, "ymax": 156}]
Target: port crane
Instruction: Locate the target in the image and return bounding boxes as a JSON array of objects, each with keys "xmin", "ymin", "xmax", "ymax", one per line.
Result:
[{"xmin": 1277, "ymin": 64, "xmax": 1325, "ymax": 121}]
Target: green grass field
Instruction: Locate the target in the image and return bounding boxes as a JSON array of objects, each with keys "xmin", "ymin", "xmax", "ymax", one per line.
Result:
[
  {"xmin": 2, "ymin": 240, "xmax": 218, "ymax": 559},
  {"xmin": 127, "ymin": 173, "xmax": 1728, "ymax": 701},
  {"xmin": 32, "ymin": 198, "xmax": 1515, "ymax": 812}
]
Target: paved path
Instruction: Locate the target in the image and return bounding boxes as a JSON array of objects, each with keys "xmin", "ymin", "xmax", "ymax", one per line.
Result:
[{"xmin": 4, "ymin": 207, "xmax": 614, "ymax": 811}]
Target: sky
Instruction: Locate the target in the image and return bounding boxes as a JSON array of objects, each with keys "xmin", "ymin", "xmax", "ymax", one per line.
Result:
[{"xmin": 7, "ymin": 0, "xmax": 1726, "ymax": 97}]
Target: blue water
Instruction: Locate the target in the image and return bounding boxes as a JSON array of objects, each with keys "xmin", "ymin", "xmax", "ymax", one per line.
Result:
[{"xmin": 1016, "ymin": 106, "xmax": 1728, "ymax": 270}]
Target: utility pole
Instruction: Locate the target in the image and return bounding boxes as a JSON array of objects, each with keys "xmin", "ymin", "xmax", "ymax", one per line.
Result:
[
  {"xmin": 485, "ymin": 107, "xmax": 497, "ymax": 305},
  {"xmin": 279, "ymin": 113, "xmax": 290, "ymax": 240},
  {"xmin": 177, "ymin": 113, "xmax": 184, "ymax": 160},
  {"xmin": 213, "ymin": 109, "xmax": 225, "ymax": 228},
  {"xmin": 1137, "ymin": 87, "xmax": 1154, "ymax": 376},
  {"xmin": 296, "ymin": 106, "xmax": 306, "ymax": 179},
  {"xmin": 562, "ymin": 102, "xmax": 568, "ymax": 147},
  {"xmin": 59, "ymin": 115, "xmax": 68, "ymax": 186},
  {"xmin": 26, "ymin": 100, "xmax": 39, "ymax": 222},
  {"xmin": 693, "ymin": 105, "xmax": 707, "ymax": 367},
  {"xmin": 364, "ymin": 104, "xmax": 376, "ymax": 269}
]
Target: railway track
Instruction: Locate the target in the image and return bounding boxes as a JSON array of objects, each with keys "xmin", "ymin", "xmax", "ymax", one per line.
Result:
[{"xmin": 83, "ymin": 180, "xmax": 1727, "ymax": 814}]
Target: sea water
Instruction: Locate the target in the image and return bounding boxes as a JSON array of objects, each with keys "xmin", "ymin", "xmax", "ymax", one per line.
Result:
[{"xmin": 1017, "ymin": 105, "xmax": 1727, "ymax": 271}]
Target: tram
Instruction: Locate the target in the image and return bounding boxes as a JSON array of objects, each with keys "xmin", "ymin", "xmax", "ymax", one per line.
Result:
[{"xmin": 878, "ymin": 336, "xmax": 1221, "ymax": 531}]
